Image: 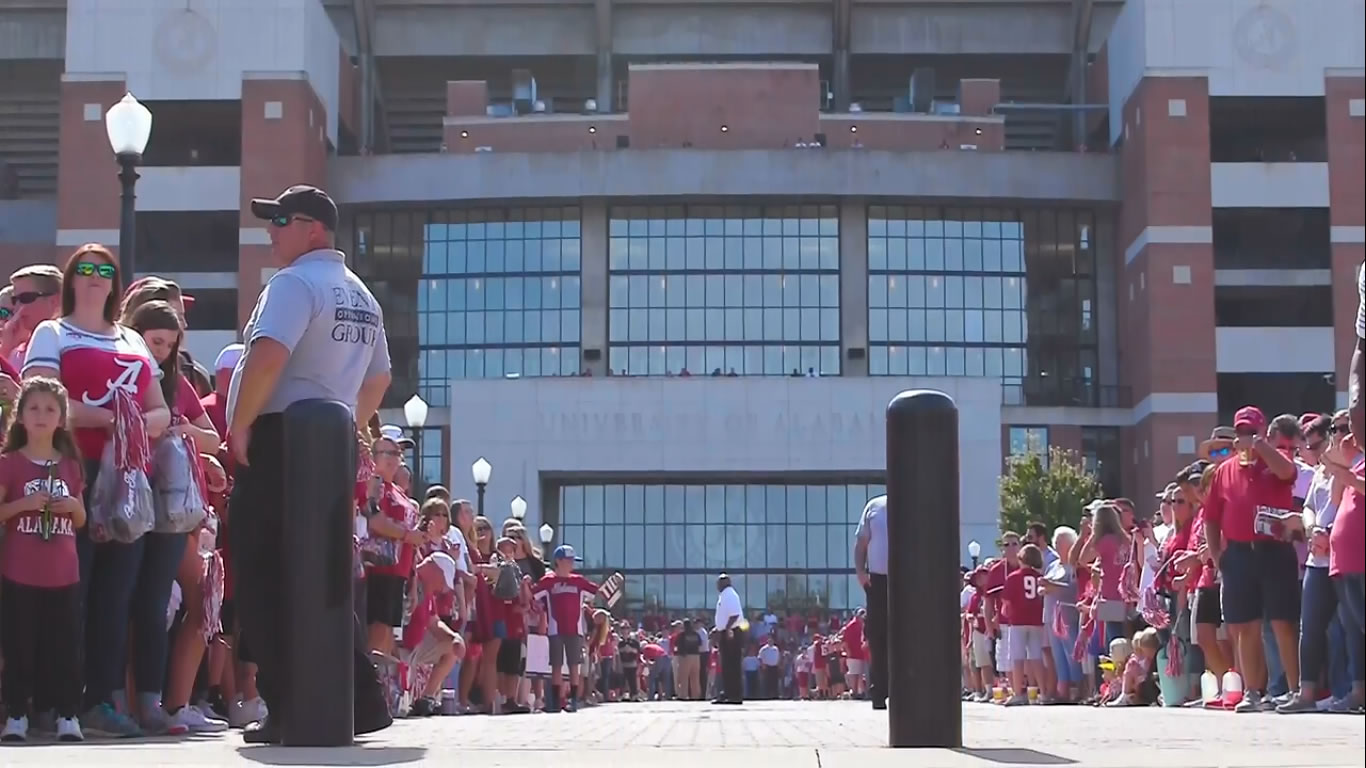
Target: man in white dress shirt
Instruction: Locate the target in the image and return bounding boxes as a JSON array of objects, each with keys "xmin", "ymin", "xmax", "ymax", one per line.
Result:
[{"xmin": 713, "ymin": 573, "xmax": 745, "ymax": 705}]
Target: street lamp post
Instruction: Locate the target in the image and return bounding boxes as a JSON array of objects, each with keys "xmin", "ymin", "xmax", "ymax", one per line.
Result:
[
  {"xmin": 403, "ymin": 395, "xmax": 429, "ymax": 495},
  {"xmin": 471, "ymin": 457, "xmax": 492, "ymax": 518},
  {"xmin": 539, "ymin": 523, "xmax": 554, "ymax": 565},
  {"xmin": 510, "ymin": 496, "xmax": 527, "ymax": 521},
  {"xmin": 104, "ymin": 93, "xmax": 153, "ymax": 279},
  {"xmin": 967, "ymin": 540, "xmax": 981, "ymax": 569}
]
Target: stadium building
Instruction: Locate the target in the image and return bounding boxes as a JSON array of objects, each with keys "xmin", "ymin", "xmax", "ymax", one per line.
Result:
[{"xmin": 0, "ymin": 0, "xmax": 1361, "ymax": 612}]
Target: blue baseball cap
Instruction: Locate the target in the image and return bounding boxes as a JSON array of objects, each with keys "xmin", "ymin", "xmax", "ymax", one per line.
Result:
[{"xmin": 553, "ymin": 545, "xmax": 581, "ymax": 562}]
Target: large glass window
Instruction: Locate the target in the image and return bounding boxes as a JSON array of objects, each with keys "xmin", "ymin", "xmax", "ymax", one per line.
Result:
[
  {"xmin": 607, "ymin": 204, "xmax": 840, "ymax": 376},
  {"xmin": 1008, "ymin": 426, "xmax": 1050, "ymax": 466},
  {"xmin": 553, "ymin": 481, "xmax": 883, "ymax": 615},
  {"xmin": 347, "ymin": 206, "xmax": 584, "ymax": 408},
  {"xmin": 867, "ymin": 205, "xmax": 1103, "ymax": 407},
  {"xmin": 417, "ymin": 207, "xmax": 582, "ymax": 405}
]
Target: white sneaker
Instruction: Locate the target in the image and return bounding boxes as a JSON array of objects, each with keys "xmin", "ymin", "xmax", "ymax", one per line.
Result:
[
  {"xmin": 170, "ymin": 705, "xmax": 229, "ymax": 733},
  {"xmin": 1, "ymin": 716, "xmax": 28, "ymax": 742},
  {"xmin": 229, "ymin": 696, "xmax": 268, "ymax": 729},
  {"xmin": 55, "ymin": 716, "xmax": 84, "ymax": 742}
]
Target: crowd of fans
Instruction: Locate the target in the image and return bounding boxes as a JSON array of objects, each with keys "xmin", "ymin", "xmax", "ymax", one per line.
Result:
[
  {"xmin": 0, "ymin": 244, "xmax": 1360, "ymax": 744},
  {"xmin": 961, "ymin": 408, "xmax": 1365, "ymax": 714}
]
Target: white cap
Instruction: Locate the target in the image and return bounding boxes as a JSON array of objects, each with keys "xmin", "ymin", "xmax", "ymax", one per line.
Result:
[
  {"xmin": 379, "ymin": 424, "xmax": 415, "ymax": 447},
  {"xmin": 427, "ymin": 551, "xmax": 457, "ymax": 590},
  {"xmin": 214, "ymin": 343, "xmax": 245, "ymax": 373}
]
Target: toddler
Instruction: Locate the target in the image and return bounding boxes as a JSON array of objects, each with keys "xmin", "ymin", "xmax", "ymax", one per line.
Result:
[{"xmin": 1107, "ymin": 628, "xmax": 1160, "ymax": 706}]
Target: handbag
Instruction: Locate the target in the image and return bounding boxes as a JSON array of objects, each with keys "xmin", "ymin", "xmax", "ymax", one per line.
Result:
[
  {"xmin": 360, "ymin": 501, "xmax": 398, "ymax": 567},
  {"xmin": 151, "ymin": 427, "xmax": 209, "ymax": 534}
]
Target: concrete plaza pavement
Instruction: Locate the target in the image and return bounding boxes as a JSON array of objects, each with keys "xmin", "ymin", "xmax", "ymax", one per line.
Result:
[{"xmin": 1, "ymin": 699, "xmax": 1361, "ymax": 768}]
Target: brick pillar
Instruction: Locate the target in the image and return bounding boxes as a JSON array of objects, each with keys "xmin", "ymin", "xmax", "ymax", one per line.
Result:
[
  {"xmin": 238, "ymin": 74, "xmax": 330, "ymax": 327},
  {"xmin": 1117, "ymin": 76, "xmax": 1217, "ymax": 496},
  {"xmin": 1326, "ymin": 73, "xmax": 1365, "ymax": 409},
  {"xmin": 55, "ymin": 76, "xmax": 127, "ymax": 263}
]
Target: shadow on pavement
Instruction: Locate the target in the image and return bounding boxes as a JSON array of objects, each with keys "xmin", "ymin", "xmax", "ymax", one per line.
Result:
[
  {"xmin": 953, "ymin": 748, "xmax": 1076, "ymax": 765},
  {"xmin": 236, "ymin": 745, "xmax": 426, "ymax": 766}
]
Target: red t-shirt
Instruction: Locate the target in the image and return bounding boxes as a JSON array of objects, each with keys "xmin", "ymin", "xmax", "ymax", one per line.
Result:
[
  {"xmin": 355, "ymin": 480, "xmax": 417, "ymax": 578},
  {"xmin": 22, "ymin": 320, "xmax": 159, "ymax": 461},
  {"xmin": 641, "ymin": 643, "xmax": 666, "ymax": 662},
  {"xmin": 1204, "ymin": 450, "xmax": 1296, "ymax": 543},
  {"xmin": 841, "ymin": 616, "xmax": 866, "ymax": 660},
  {"xmin": 174, "ymin": 374, "xmax": 206, "ymax": 422},
  {"xmin": 966, "ymin": 590, "xmax": 986, "ymax": 633},
  {"xmin": 402, "ymin": 591, "xmax": 438, "ymax": 651},
  {"xmin": 1158, "ymin": 523, "xmax": 1193, "ymax": 593},
  {"xmin": 0, "ymin": 453, "xmax": 84, "ymax": 587},
  {"xmin": 1189, "ymin": 512, "xmax": 1218, "ymax": 590},
  {"xmin": 531, "ymin": 572, "xmax": 597, "ymax": 636},
  {"xmin": 0, "ymin": 353, "xmax": 19, "ymax": 381},
  {"xmin": 1329, "ymin": 457, "xmax": 1365, "ymax": 577},
  {"xmin": 1095, "ymin": 534, "xmax": 1127, "ymax": 600},
  {"xmin": 984, "ymin": 557, "xmax": 1018, "ymax": 625},
  {"xmin": 1001, "ymin": 565, "xmax": 1045, "ymax": 626}
]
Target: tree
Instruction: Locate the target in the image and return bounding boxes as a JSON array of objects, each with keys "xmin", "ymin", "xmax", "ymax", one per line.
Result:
[{"xmin": 998, "ymin": 446, "xmax": 1101, "ymax": 538}]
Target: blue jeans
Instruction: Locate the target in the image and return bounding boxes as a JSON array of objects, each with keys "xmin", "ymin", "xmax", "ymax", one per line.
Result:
[
  {"xmin": 1333, "ymin": 573, "xmax": 1366, "ymax": 685},
  {"xmin": 1049, "ymin": 610, "xmax": 1083, "ymax": 685},
  {"xmin": 1300, "ymin": 566, "xmax": 1338, "ymax": 688},
  {"xmin": 1264, "ymin": 618, "xmax": 1288, "ymax": 696},
  {"xmin": 131, "ymin": 532, "xmax": 188, "ymax": 696},
  {"xmin": 77, "ymin": 531, "xmax": 145, "ymax": 709},
  {"xmin": 1327, "ymin": 617, "xmax": 1352, "ymax": 698}
]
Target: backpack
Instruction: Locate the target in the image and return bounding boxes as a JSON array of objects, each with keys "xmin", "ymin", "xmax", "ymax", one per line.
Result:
[{"xmin": 493, "ymin": 558, "xmax": 522, "ymax": 601}]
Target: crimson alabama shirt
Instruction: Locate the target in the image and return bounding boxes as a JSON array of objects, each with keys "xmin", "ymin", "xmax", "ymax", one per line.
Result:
[
  {"xmin": 354, "ymin": 479, "xmax": 418, "ymax": 578},
  {"xmin": 1329, "ymin": 457, "xmax": 1365, "ymax": 577},
  {"xmin": 984, "ymin": 557, "xmax": 1018, "ymax": 626},
  {"xmin": 0, "ymin": 452, "xmax": 84, "ymax": 588},
  {"xmin": 1203, "ymin": 449, "xmax": 1295, "ymax": 543},
  {"xmin": 1001, "ymin": 565, "xmax": 1045, "ymax": 626},
  {"xmin": 531, "ymin": 572, "xmax": 597, "ymax": 636},
  {"xmin": 22, "ymin": 319, "xmax": 159, "ymax": 461}
]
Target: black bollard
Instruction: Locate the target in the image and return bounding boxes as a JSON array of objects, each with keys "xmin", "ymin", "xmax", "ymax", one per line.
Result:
[
  {"xmin": 281, "ymin": 399, "xmax": 356, "ymax": 746},
  {"xmin": 885, "ymin": 389, "xmax": 961, "ymax": 748}
]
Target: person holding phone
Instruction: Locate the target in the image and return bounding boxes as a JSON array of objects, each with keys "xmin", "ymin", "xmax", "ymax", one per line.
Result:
[{"xmin": 1202, "ymin": 406, "xmax": 1300, "ymax": 713}]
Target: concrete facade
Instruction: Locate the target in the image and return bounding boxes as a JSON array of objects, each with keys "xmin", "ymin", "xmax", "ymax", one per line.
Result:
[{"xmin": 448, "ymin": 375, "xmax": 1003, "ymax": 566}]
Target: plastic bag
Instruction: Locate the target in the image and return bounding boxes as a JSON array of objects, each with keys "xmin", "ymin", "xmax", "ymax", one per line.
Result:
[
  {"xmin": 152, "ymin": 429, "xmax": 208, "ymax": 534},
  {"xmin": 88, "ymin": 389, "xmax": 155, "ymax": 544}
]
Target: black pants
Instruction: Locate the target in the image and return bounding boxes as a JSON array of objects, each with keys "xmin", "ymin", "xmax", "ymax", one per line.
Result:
[
  {"xmin": 718, "ymin": 628, "xmax": 745, "ymax": 702},
  {"xmin": 231, "ymin": 413, "xmax": 389, "ymax": 733},
  {"xmin": 761, "ymin": 665, "xmax": 780, "ymax": 699},
  {"xmin": 1, "ymin": 579, "xmax": 82, "ymax": 718},
  {"xmin": 864, "ymin": 573, "xmax": 888, "ymax": 705}
]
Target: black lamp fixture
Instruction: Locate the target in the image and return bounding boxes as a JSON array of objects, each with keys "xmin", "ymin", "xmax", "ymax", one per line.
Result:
[{"xmin": 104, "ymin": 93, "xmax": 153, "ymax": 278}]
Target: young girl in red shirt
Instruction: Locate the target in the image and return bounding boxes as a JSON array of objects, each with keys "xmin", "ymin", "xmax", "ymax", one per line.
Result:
[{"xmin": 0, "ymin": 378, "xmax": 87, "ymax": 743}]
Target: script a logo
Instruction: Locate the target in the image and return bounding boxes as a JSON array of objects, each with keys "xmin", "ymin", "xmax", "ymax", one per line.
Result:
[{"xmin": 81, "ymin": 357, "xmax": 144, "ymax": 407}]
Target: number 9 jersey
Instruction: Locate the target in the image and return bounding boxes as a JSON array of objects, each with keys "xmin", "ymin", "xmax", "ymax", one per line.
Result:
[{"xmin": 1001, "ymin": 565, "xmax": 1045, "ymax": 627}]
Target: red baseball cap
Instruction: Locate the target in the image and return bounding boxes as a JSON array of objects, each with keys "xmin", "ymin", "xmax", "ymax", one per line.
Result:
[
  {"xmin": 1299, "ymin": 412, "xmax": 1321, "ymax": 430},
  {"xmin": 1233, "ymin": 406, "xmax": 1266, "ymax": 432}
]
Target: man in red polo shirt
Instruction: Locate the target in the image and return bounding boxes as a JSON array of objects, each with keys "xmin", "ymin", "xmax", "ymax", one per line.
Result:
[
  {"xmin": 839, "ymin": 608, "xmax": 867, "ymax": 699},
  {"xmin": 1204, "ymin": 405, "xmax": 1300, "ymax": 713},
  {"xmin": 982, "ymin": 531, "xmax": 1021, "ymax": 680}
]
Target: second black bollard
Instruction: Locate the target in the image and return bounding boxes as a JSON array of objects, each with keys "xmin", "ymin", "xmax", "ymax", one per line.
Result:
[
  {"xmin": 886, "ymin": 389, "xmax": 962, "ymax": 748},
  {"xmin": 281, "ymin": 399, "xmax": 356, "ymax": 746}
]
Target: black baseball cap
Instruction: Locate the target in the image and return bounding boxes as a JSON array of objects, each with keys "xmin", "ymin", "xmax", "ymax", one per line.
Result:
[{"xmin": 250, "ymin": 185, "xmax": 338, "ymax": 231}]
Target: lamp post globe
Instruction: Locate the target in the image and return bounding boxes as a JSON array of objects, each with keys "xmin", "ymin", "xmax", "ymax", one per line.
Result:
[
  {"xmin": 510, "ymin": 495, "xmax": 527, "ymax": 521},
  {"xmin": 471, "ymin": 457, "xmax": 492, "ymax": 517},
  {"xmin": 403, "ymin": 394, "xmax": 429, "ymax": 429},
  {"xmin": 105, "ymin": 93, "xmax": 152, "ymax": 280},
  {"xmin": 968, "ymin": 540, "xmax": 981, "ymax": 568},
  {"xmin": 539, "ymin": 523, "xmax": 554, "ymax": 546}
]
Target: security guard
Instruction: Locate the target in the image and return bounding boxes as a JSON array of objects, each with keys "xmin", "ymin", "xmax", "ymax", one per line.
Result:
[
  {"xmin": 227, "ymin": 185, "xmax": 392, "ymax": 743},
  {"xmin": 853, "ymin": 493, "xmax": 889, "ymax": 710}
]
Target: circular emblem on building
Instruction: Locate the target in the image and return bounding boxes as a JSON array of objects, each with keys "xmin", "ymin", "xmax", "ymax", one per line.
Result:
[
  {"xmin": 1233, "ymin": 4, "xmax": 1296, "ymax": 69},
  {"xmin": 154, "ymin": 9, "xmax": 217, "ymax": 74}
]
